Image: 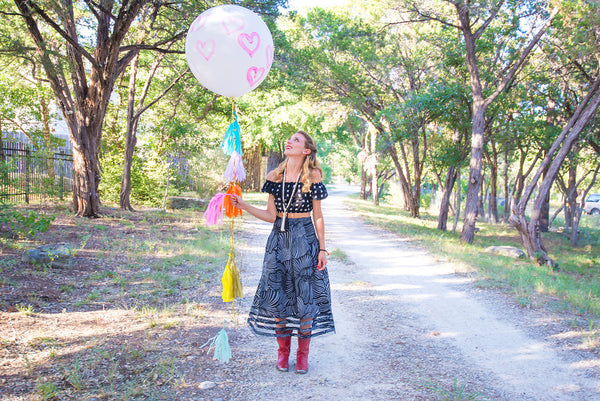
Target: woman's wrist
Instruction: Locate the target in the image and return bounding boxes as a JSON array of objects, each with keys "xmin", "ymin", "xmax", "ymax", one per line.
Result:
[{"xmin": 319, "ymin": 248, "xmax": 329, "ymax": 255}]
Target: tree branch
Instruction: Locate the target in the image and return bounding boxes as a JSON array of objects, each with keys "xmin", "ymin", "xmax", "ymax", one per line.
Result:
[
  {"xmin": 83, "ymin": 0, "xmax": 118, "ymax": 22},
  {"xmin": 484, "ymin": 7, "xmax": 559, "ymax": 108},
  {"xmin": 474, "ymin": 0, "xmax": 506, "ymax": 40},
  {"xmin": 120, "ymin": 30, "xmax": 187, "ymax": 53},
  {"xmin": 24, "ymin": 1, "xmax": 100, "ymax": 70},
  {"xmin": 137, "ymin": 71, "xmax": 190, "ymax": 117}
]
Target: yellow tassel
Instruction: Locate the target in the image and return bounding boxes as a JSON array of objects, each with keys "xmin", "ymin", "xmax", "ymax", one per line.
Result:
[
  {"xmin": 222, "ymin": 253, "xmax": 234, "ymax": 303},
  {"xmin": 222, "ymin": 250, "xmax": 243, "ymax": 302},
  {"xmin": 230, "ymin": 253, "xmax": 243, "ymax": 299}
]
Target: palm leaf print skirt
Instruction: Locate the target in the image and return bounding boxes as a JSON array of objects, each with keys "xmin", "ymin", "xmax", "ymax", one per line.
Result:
[{"xmin": 248, "ymin": 216, "xmax": 335, "ymax": 338}]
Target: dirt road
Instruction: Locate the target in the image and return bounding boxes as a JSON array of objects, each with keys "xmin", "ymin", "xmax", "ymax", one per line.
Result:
[{"xmin": 209, "ymin": 185, "xmax": 600, "ymax": 400}]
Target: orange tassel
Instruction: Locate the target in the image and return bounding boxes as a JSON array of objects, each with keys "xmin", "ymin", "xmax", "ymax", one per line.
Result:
[{"xmin": 224, "ymin": 182, "xmax": 243, "ymax": 218}]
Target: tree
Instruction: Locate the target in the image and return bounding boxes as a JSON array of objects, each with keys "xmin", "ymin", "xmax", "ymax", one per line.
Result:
[
  {"xmin": 401, "ymin": 0, "xmax": 557, "ymax": 242},
  {"xmin": 12, "ymin": 0, "xmax": 152, "ymax": 216},
  {"xmin": 510, "ymin": 1, "xmax": 600, "ymax": 266},
  {"xmin": 119, "ymin": 46, "xmax": 188, "ymax": 211}
]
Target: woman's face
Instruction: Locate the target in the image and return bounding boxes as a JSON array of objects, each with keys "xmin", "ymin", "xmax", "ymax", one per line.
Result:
[{"xmin": 284, "ymin": 132, "xmax": 309, "ymax": 157}]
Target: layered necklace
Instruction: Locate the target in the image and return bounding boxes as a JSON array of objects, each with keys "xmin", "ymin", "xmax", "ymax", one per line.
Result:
[{"xmin": 280, "ymin": 168, "xmax": 301, "ymax": 232}]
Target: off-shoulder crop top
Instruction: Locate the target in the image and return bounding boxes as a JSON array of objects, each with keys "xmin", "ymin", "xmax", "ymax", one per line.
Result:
[{"xmin": 261, "ymin": 180, "xmax": 328, "ymax": 213}]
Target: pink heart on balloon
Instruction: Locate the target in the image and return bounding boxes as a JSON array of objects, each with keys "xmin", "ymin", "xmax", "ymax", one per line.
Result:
[
  {"xmin": 190, "ymin": 14, "xmax": 208, "ymax": 32},
  {"xmin": 196, "ymin": 39, "xmax": 215, "ymax": 61},
  {"xmin": 222, "ymin": 16, "xmax": 245, "ymax": 35},
  {"xmin": 266, "ymin": 45, "xmax": 274, "ymax": 68},
  {"xmin": 247, "ymin": 66, "xmax": 265, "ymax": 87},
  {"xmin": 238, "ymin": 32, "xmax": 260, "ymax": 58}
]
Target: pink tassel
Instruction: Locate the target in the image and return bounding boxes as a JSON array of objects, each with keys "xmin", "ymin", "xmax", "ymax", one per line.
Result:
[
  {"xmin": 224, "ymin": 151, "xmax": 246, "ymax": 182},
  {"xmin": 203, "ymin": 193, "xmax": 228, "ymax": 226}
]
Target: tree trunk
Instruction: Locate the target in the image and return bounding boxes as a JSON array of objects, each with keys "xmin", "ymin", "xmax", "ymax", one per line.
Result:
[
  {"xmin": 565, "ymin": 163, "xmax": 578, "ymax": 231},
  {"xmin": 360, "ymin": 166, "xmax": 368, "ymax": 200},
  {"xmin": 452, "ymin": 168, "xmax": 461, "ymax": 234},
  {"xmin": 437, "ymin": 165, "xmax": 457, "ymax": 231},
  {"xmin": 540, "ymin": 97, "xmax": 557, "ymax": 232},
  {"xmin": 370, "ymin": 129, "xmax": 379, "ymax": 206},
  {"xmin": 461, "ymin": 99, "xmax": 486, "ymax": 243},
  {"xmin": 242, "ymin": 144, "xmax": 262, "ymax": 191},
  {"xmin": 266, "ymin": 149, "xmax": 282, "ymax": 174},
  {"xmin": 120, "ymin": 53, "xmax": 140, "ymax": 211},
  {"xmin": 478, "ymin": 169, "xmax": 486, "ymax": 222},
  {"xmin": 388, "ymin": 144, "xmax": 419, "ymax": 217},
  {"xmin": 503, "ymin": 148, "xmax": 510, "ymax": 222},
  {"xmin": 71, "ymin": 125, "xmax": 102, "ymax": 217},
  {"xmin": 488, "ymin": 143, "xmax": 499, "ymax": 224}
]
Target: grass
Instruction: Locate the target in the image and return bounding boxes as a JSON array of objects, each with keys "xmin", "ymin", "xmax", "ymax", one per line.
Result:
[
  {"xmin": 17, "ymin": 304, "xmax": 35, "ymax": 316},
  {"xmin": 345, "ymin": 196, "xmax": 600, "ymax": 318},
  {"xmin": 422, "ymin": 378, "xmax": 488, "ymax": 401}
]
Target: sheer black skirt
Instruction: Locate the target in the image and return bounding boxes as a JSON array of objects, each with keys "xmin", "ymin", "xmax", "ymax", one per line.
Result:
[{"xmin": 248, "ymin": 216, "xmax": 335, "ymax": 338}]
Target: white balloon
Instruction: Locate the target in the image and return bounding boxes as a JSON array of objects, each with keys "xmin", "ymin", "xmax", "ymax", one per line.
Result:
[{"xmin": 185, "ymin": 5, "xmax": 274, "ymax": 98}]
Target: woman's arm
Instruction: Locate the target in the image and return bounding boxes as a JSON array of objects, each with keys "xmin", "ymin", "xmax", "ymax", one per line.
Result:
[
  {"xmin": 230, "ymin": 193, "xmax": 277, "ymax": 223},
  {"xmin": 313, "ymin": 199, "xmax": 327, "ymax": 271},
  {"xmin": 311, "ymin": 169, "xmax": 328, "ymax": 271}
]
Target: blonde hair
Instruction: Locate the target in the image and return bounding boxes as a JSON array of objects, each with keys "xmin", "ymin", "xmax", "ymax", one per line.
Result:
[{"xmin": 271, "ymin": 131, "xmax": 323, "ymax": 192}]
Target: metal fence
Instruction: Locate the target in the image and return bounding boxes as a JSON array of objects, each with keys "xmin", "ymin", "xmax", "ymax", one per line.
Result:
[{"xmin": 1, "ymin": 142, "xmax": 73, "ymax": 203}]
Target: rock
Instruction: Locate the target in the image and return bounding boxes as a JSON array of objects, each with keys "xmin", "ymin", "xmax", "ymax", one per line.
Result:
[
  {"xmin": 198, "ymin": 381, "xmax": 217, "ymax": 390},
  {"xmin": 22, "ymin": 242, "xmax": 73, "ymax": 268},
  {"xmin": 165, "ymin": 196, "xmax": 207, "ymax": 210},
  {"xmin": 484, "ymin": 245, "xmax": 526, "ymax": 259}
]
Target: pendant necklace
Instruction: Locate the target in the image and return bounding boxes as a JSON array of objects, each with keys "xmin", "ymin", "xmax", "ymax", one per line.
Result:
[{"xmin": 280, "ymin": 168, "xmax": 301, "ymax": 232}]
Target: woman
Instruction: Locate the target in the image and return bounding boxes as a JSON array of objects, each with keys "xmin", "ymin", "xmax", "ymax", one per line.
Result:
[{"xmin": 230, "ymin": 130, "xmax": 335, "ymax": 374}]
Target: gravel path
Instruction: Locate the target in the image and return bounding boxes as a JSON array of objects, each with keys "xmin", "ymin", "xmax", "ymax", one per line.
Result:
[{"xmin": 211, "ymin": 185, "xmax": 600, "ymax": 400}]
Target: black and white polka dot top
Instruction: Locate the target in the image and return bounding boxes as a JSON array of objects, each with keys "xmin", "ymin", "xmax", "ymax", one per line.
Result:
[{"xmin": 261, "ymin": 180, "xmax": 328, "ymax": 213}]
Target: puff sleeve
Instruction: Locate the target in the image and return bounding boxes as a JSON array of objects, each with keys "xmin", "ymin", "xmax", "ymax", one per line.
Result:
[
  {"xmin": 310, "ymin": 182, "xmax": 328, "ymax": 200},
  {"xmin": 261, "ymin": 180, "xmax": 278, "ymax": 196}
]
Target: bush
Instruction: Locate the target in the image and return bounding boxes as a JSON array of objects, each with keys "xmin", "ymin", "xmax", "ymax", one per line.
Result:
[{"xmin": 99, "ymin": 152, "xmax": 172, "ymax": 207}]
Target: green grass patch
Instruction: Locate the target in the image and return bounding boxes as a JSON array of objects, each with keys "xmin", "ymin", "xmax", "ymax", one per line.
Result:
[{"xmin": 346, "ymin": 196, "xmax": 600, "ymax": 318}]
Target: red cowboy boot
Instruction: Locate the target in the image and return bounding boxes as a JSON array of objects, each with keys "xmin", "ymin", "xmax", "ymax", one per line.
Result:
[
  {"xmin": 295, "ymin": 334, "xmax": 311, "ymax": 374},
  {"xmin": 276, "ymin": 331, "xmax": 292, "ymax": 372}
]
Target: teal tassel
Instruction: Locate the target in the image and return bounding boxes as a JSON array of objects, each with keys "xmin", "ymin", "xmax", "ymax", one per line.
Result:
[
  {"xmin": 220, "ymin": 111, "xmax": 242, "ymax": 156},
  {"xmin": 212, "ymin": 327, "xmax": 232, "ymax": 362},
  {"xmin": 200, "ymin": 322, "xmax": 232, "ymax": 363}
]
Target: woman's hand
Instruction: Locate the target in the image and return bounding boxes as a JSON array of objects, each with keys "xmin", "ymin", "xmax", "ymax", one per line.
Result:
[
  {"xmin": 229, "ymin": 194, "xmax": 247, "ymax": 210},
  {"xmin": 317, "ymin": 250, "xmax": 328, "ymax": 271}
]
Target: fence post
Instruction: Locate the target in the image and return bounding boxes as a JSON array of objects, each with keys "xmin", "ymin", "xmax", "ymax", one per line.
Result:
[
  {"xmin": 25, "ymin": 147, "xmax": 30, "ymax": 204},
  {"xmin": 60, "ymin": 168, "xmax": 64, "ymax": 200}
]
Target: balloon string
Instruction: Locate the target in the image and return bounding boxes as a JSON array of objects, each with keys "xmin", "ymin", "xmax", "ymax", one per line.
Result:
[{"xmin": 229, "ymin": 202, "xmax": 240, "ymax": 327}]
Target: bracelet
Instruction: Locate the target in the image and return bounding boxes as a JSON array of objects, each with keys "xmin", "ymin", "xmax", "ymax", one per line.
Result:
[{"xmin": 319, "ymin": 249, "xmax": 329, "ymax": 254}]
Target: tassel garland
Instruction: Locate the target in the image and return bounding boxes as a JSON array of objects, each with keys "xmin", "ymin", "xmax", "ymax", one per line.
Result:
[
  {"xmin": 224, "ymin": 151, "xmax": 246, "ymax": 182},
  {"xmin": 220, "ymin": 111, "xmax": 242, "ymax": 156}
]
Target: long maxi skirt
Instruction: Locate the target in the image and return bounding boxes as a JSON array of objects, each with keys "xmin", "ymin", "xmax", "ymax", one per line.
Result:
[{"xmin": 248, "ymin": 216, "xmax": 335, "ymax": 338}]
